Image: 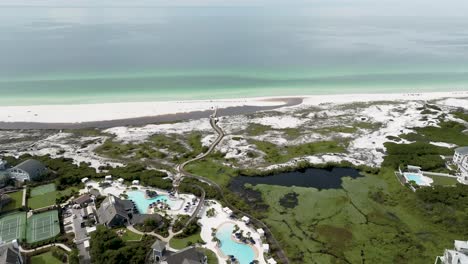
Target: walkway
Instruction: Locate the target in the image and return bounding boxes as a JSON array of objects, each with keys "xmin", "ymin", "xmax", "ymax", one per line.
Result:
[
  {"xmin": 19, "ymin": 243, "xmax": 72, "ymax": 253},
  {"xmin": 176, "ymin": 109, "xmax": 290, "ymax": 264}
]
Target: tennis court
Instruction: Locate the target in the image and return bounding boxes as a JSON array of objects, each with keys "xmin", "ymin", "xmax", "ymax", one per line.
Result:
[
  {"xmin": 27, "ymin": 210, "xmax": 60, "ymax": 243},
  {"xmin": 0, "ymin": 212, "xmax": 26, "ymax": 242},
  {"xmin": 30, "ymin": 183, "xmax": 56, "ymax": 197}
]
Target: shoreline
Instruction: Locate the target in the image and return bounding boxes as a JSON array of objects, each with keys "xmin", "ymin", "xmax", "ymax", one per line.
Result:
[{"xmin": 0, "ymin": 91, "xmax": 467, "ymax": 129}]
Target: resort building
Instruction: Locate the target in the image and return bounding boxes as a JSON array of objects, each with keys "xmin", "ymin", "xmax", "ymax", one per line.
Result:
[
  {"xmin": 453, "ymin": 147, "xmax": 468, "ymax": 184},
  {"xmin": 8, "ymin": 159, "xmax": 46, "ymax": 182},
  {"xmin": 149, "ymin": 240, "xmax": 207, "ymax": 264},
  {"xmin": 0, "ymin": 239, "xmax": 23, "ymax": 264},
  {"xmin": 96, "ymin": 194, "xmax": 135, "ymax": 227},
  {"xmin": 73, "ymin": 194, "xmax": 93, "ymax": 207},
  {"xmin": 435, "ymin": 240, "xmax": 468, "ymax": 264}
]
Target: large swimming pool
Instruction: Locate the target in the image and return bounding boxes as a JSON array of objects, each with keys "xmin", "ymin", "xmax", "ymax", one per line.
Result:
[
  {"xmin": 404, "ymin": 173, "xmax": 432, "ymax": 186},
  {"xmin": 216, "ymin": 223, "xmax": 255, "ymax": 264},
  {"xmin": 127, "ymin": 190, "xmax": 172, "ymax": 214}
]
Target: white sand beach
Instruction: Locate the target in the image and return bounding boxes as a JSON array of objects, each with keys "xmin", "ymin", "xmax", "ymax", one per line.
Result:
[{"xmin": 0, "ymin": 91, "xmax": 466, "ymax": 124}]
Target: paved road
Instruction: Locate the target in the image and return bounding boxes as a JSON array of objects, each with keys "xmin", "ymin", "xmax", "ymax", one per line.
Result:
[
  {"xmin": 70, "ymin": 208, "xmax": 91, "ymax": 264},
  {"xmin": 176, "ymin": 110, "xmax": 290, "ymax": 264}
]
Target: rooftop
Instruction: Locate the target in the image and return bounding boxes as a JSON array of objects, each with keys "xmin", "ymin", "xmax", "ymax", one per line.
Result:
[{"xmin": 455, "ymin": 147, "xmax": 468, "ymax": 155}]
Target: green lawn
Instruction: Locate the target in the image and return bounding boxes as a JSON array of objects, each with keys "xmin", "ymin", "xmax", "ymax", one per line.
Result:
[
  {"xmin": 185, "ymin": 159, "xmax": 239, "ymax": 187},
  {"xmin": 118, "ymin": 229, "xmax": 143, "ymax": 242},
  {"xmin": 30, "ymin": 183, "xmax": 56, "ymax": 197},
  {"xmin": 28, "ymin": 186, "xmax": 78, "ymax": 209},
  {"xmin": 169, "ymin": 233, "xmax": 203, "ymax": 250},
  {"xmin": 1, "ymin": 190, "xmax": 23, "ymax": 211},
  {"xmin": 428, "ymin": 175, "xmax": 458, "ymax": 186},
  {"xmin": 249, "ymin": 168, "xmax": 459, "ymax": 263},
  {"xmin": 30, "ymin": 251, "xmax": 63, "ymax": 264},
  {"xmin": 200, "ymin": 248, "xmax": 218, "ymax": 264}
]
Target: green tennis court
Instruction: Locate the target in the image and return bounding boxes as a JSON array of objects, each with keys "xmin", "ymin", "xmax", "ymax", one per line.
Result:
[
  {"xmin": 30, "ymin": 183, "xmax": 56, "ymax": 197},
  {"xmin": 27, "ymin": 210, "xmax": 60, "ymax": 243},
  {"xmin": 0, "ymin": 212, "xmax": 26, "ymax": 242}
]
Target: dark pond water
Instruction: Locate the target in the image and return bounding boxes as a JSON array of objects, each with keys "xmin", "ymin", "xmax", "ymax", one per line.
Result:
[{"xmin": 231, "ymin": 167, "xmax": 363, "ymax": 190}]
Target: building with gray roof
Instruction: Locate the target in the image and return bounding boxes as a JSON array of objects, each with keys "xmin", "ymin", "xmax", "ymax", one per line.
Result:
[
  {"xmin": 0, "ymin": 240, "xmax": 23, "ymax": 264},
  {"xmin": 149, "ymin": 241, "xmax": 206, "ymax": 264},
  {"xmin": 8, "ymin": 159, "xmax": 46, "ymax": 182},
  {"xmin": 96, "ymin": 194, "xmax": 135, "ymax": 227}
]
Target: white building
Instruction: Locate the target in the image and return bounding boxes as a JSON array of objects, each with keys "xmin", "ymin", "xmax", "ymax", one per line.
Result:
[
  {"xmin": 262, "ymin": 243, "xmax": 270, "ymax": 253},
  {"xmin": 453, "ymin": 147, "xmax": 468, "ymax": 184},
  {"xmin": 8, "ymin": 159, "xmax": 46, "ymax": 182},
  {"xmin": 267, "ymin": 258, "xmax": 277, "ymax": 264},
  {"xmin": 222, "ymin": 207, "xmax": 233, "ymax": 216},
  {"xmin": 435, "ymin": 240, "xmax": 468, "ymax": 264},
  {"xmin": 257, "ymin": 228, "xmax": 265, "ymax": 237},
  {"xmin": 132, "ymin": 180, "xmax": 140, "ymax": 185},
  {"xmin": 241, "ymin": 216, "xmax": 250, "ymax": 224}
]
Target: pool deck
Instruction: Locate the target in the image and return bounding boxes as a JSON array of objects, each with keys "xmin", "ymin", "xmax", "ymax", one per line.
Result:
[
  {"xmin": 198, "ymin": 201, "xmax": 267, "ymax": 264},
  {"xmin": 81, "ymin": 180, "xmax": 193, "ymax": 216}
]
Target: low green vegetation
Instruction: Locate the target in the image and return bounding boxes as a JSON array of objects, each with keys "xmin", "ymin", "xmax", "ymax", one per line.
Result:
[
  {"xmin": 382, "ymin": 142, "xmax": 453, "ymax": 171},
  {"xmin": 108, "ymin": 163, "xmax": 172, "ymax": 190},
  {"xmin": 185, "ymin": 158, "xmax": 239, "ymax": 186},
  {"xmin": 30, "ymin": 251, "xmax": 63, "ymax": 264},
  {"xmin": 453, "ymin": 111, "xmax": 468, "ymax": 122},
  {"xmin": 427, "ymin": 175, "xmax": 458, "ymax": 186},
  {"xmin": 28, "ymin": 185, "xmax": 78, "ymax": 209},
  {"xmin": 200, "ymin": 248, "xmax": 218, "ymax": 264},
  {"xmin": 1, "ymin": 190, "xmax": 23, "ymax": 211},
  {"xmin": 30, "ymin": 183, "xmax": 56, "ymax": 197},
  {"xmin": 251, "ymin": 140, "xmax": 346, "ymax": 164},
  {"xmin": 170, "ymin": 232, "xmax": 203, "ymax": 250},
  {"xmin": 315, "ymin": 126, "xmax": 358, "ymax": 134},
  {"xmin": 245, "ymin": 123, "xmax": 272, "ymax": 136},
  {"xmin": 119, "ymin": 229, "xmax": 143, "ymax": 242},
  {"xmin": 90, "ymin": 225, "xmax": 155, "ymax": 264},
  {"xmin": 401, "ymin": 121, "xmax": 468, "ymax": 146},
  {"xmin": 250, "ymin": 168, "xmax": 463, "ymax": 263}
]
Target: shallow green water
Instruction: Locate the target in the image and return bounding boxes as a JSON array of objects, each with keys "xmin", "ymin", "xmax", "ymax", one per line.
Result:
[{"xmin": 1, "ymin": 5, "xmax": 468, "ymax": 105}]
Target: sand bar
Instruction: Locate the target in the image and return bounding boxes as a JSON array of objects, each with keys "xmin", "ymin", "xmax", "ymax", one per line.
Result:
[{"xmin": 0, "ymin": 91, "xmax": 467, "ymax": 129}]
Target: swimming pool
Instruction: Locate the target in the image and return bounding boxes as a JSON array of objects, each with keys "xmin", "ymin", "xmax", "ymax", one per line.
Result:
[
  {"xmin": 216, "ymin": 223, "xmax": 255, "ymax": 264},
  {"xmin": 127, "ymin": 191, "xmax": 172, "ymax": 214},
  {"xmin": 404, "ymin": 173, "xmax": 432, "ymax": 186}
]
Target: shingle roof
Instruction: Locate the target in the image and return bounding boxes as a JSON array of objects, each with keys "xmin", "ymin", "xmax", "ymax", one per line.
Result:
[
  {"xmin": 166, "ymin": 247, "xmax": 205, "ymax": 264},
  {"xmin": 13, "ymin": 159, "xmax": 46, "ymax": 179},
  {"xmin": 97, "ymin": 194, "xmax": 130, "ymax": 225},
  {"xmin": 151, "ymin": 240, "xmax": 167, "ymax": 252},
  {"xmin": 0, "ymin": 242, "xmax": 21, "ymax": 264},
  {"xmin": 74, "ymin": 194, "xmax": 92, "ymax": 205},
  {"xmin": 456, "ymin": 147, "xmax": 468, "ymax": 155}
]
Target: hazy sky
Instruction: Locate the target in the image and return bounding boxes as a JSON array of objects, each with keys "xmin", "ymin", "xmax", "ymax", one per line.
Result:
[{"xmin": 1, "ymin": 0, "xmax": 468, "ymax": 17}]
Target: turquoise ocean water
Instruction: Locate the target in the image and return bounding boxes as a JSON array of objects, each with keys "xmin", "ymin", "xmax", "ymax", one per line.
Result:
[{"xmin": 1, "ymin": 4, "xmax": 468, "ymax": 106}]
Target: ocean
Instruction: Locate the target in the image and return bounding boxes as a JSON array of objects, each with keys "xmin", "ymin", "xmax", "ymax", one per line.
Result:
[{"xmin": 1, "ymin": 5, "xmax": 468, "ymax": 105}]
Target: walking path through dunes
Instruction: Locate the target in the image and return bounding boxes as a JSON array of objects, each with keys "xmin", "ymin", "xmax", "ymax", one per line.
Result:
[{"xmin": 176, "ymin": 109, "xmax": 290, "ymax": 264}]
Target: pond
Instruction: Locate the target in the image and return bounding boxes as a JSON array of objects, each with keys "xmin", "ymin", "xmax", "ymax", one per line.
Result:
[{"xmin": 231, "ymin": 167, "xmax": 363, "ymax": 190}]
